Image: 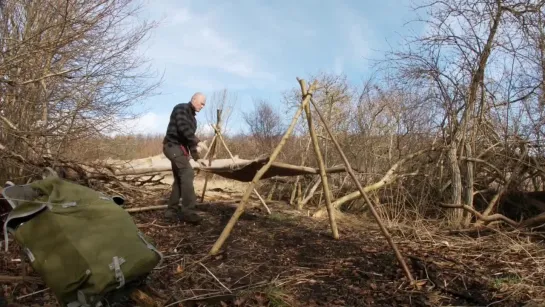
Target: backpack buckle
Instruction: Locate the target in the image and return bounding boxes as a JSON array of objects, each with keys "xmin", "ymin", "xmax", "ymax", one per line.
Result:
[{"xmin": 108, "ymin": 256, "xmax": 126, "ymax": 289}]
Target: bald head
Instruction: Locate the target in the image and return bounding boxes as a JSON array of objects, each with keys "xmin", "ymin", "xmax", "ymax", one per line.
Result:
[{"xmin": 191, "ymin": 92, "xmax": 206, "ymax": 112}]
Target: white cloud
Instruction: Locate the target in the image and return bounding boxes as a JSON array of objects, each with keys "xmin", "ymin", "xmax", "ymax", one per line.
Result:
[
  {"xmin": 168, "ymin": 8, "xmax": 191, "ymax": 25},
  {"xmin": 348, "ymin": 24, "xmax": 370, "ymax": 59},
  {"xmin": 334, "ymin": 5, "xmax": 372, "ymax": 62},
  {"xmin": 117, "ymin": 112, "xmax": 170, "ymax": 135},
  {"xmin": 143, "ymin": 5, "xmax": 274, "ymax": 85}
]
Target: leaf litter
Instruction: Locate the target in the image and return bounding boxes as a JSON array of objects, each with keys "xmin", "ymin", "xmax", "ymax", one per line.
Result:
[{"xmin": 1, "ymin": 187, "xmax": 545, "ymax": 306}]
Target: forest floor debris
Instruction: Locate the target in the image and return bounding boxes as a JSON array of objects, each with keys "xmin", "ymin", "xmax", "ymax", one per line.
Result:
[{"xmin": 2, "ymin": 183, "xmax": 545, "ymax": 307}]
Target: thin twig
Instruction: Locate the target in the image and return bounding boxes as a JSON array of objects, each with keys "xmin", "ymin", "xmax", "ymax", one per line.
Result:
[
  {"xmin": 17, "ymin": 288, "xmax": 49, "ymax": 300},
  {"xmin": 198, "ymin": 262, "xmax": 232, "ymax": 293}
]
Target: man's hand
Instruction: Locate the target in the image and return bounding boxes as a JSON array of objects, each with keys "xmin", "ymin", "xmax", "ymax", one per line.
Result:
[{"xmin": 197, "ymin": 141, "xmax": 209, "ymax": 154}]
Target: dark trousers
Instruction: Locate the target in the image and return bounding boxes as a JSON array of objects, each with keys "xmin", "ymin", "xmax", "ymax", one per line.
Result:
[{"xmin": 163, "ymin": 143, "xmax": 197, "ymax": 209}]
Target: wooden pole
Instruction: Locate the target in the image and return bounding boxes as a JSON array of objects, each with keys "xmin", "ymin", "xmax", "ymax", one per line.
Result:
[
  {"xmin": 304, "ymin": 80, "xmax": 415, "ymax": 283},
  {"xmin": 200, "ymin": 109, "xmax": 222, "ymax": 202},
  {"xmin": 211, "ymin": 124, "xmax": 271, "ymax": 214},
  {"xmin": 299, "ymin": 79, "xmax": 339, "ymax": 239},
  {"xmin": 209, "ymin": 80, "xmax": 318, "ymax": 255}
]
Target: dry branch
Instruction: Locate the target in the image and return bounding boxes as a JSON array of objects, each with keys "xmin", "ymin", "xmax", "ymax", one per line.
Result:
[
  {"xmin": 519, "ymin": 212, "xmax": 545, "ymax": 229},
  {"xmin": 298, "ymin": 178, "xmax": 321, "ymax": 209},
  {"xmin": 113, "ymin": 159, "xmax": 348, "ymax": 178},
  {"xmin": 126, "ymin": 205, "xmax": 168, "ymax": 213},
  {"xmin": 438, "ymin": 203, "xmax": 518, "ymax": 227},
  {"xmin": 325, "ymin": 148, "xmax": 433, "ymax": 212}
]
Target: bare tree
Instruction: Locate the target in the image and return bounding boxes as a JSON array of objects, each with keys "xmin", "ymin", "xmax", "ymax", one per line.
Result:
[
  {"xmin": 204, "ymin": 88, "xmax": 238, "ymax": 136},
  {"xmin": 242, "ymin": 99, "xmax": 285, "ymax": 154},
  {"xmin": 380, "ymin": 0, "xmax": 545, "ymax": 227},
  {"xmin": 0, "ymin": 0, "xmax": 160, "ymax": 183}
]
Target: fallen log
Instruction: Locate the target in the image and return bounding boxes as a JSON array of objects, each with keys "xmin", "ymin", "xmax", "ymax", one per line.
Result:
[
  {"xmin": 114, "ymin": 156, "xmax": 351, "ymax": 182},
  {"xmin": 125, "ymin": 200, "xmax": 258, "ymax": 214}
]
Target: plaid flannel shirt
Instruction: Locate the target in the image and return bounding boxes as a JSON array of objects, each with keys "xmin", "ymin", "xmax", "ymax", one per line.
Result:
[{"xmin": 163, "ymin": 102, "xmax": 200, "ymax": 159}]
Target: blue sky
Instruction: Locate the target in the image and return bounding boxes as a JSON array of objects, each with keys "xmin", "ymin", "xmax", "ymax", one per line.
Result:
[{"xmin": 124, "ymin": 0, "xmax": 424, "ymax": 136}]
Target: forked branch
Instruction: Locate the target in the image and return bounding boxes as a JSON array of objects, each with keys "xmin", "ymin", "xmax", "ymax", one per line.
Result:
[{"xmin": 439, "ymin": 203, "xmax": 518, "ymax": 227}]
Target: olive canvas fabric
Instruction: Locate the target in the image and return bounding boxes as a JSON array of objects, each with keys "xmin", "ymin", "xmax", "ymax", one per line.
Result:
[{"xmin": 2, "ymin": 178, "xmax": 163, "ymax": 307}]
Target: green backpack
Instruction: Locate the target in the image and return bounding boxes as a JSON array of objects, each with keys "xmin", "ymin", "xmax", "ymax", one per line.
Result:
[{"xmin": 2, "ymin": 177, "xmax": 163, "ymax": 307}]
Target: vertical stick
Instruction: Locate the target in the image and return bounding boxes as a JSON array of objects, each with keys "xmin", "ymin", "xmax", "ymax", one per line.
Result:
[
  {"xmin": 305, "ymin": 79, "xmax": 415, "ymax": 283},
  {"xmin": 209, "ymin": 80, "xmax": 318, "ymax": 255},
  {"xmin": 299, "ymin": 79, "xmax": 339, "ymax": 239},
  {"xmin": 200, "ymin": 109, "xmax": 222, "ymax": 202}
]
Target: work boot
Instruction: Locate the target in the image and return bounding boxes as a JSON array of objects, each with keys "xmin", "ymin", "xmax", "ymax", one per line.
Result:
[
  {"xmin": 164, "ymin": 207, "xmax": 180, "ymax": 221},
  {"xmin": 164, "ymin": 205, "xmax": 202, "ymax": 225},
  {"xmin": 177, "ymin": 207, "xmax": 202, "ymax": 225}
]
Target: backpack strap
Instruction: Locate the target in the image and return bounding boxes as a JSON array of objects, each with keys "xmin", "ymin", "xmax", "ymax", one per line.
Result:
[
  {"xmin": 109, "ymin": 256, "xmax": 126, "ymax": 289},
  {"xmin": 137, "ymin": 231, "xmax": 164, "ymax": 268}
]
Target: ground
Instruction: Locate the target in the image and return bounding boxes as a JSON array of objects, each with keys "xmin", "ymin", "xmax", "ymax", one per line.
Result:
[{"xmin": 2, "ymin": 176, "xmax": 545, "ymax": 306}]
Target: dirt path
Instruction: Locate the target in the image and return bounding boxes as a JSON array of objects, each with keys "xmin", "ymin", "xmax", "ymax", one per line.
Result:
[{"xmin": 2, "ymin": 180, "xmax": 545, "ymax": 306}]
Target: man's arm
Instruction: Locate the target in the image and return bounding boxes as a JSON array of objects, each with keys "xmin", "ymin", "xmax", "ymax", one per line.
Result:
[{"xmin": 174, "ymin": 105, "xmax": 200, "ymax": 159}]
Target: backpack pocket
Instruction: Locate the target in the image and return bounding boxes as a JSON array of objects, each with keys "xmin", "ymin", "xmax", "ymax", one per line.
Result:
[{"xmin": 13, "ymin": 209, "xmax": 91, "ymax": 303}]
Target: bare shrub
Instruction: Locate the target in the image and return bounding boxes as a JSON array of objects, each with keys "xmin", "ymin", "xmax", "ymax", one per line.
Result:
[
  {"xmin": 0, "ymin": 0, "xmax": 160, "ymax": 183},
  {"xmin": 242, "ymin": 99, "xmax": 286, "ymax": 155}
]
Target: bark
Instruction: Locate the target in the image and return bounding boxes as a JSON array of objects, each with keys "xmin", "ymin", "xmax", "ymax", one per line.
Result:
[{"xmin": 301, "ymin": 80, "xmax": 339, "ymax": 239}]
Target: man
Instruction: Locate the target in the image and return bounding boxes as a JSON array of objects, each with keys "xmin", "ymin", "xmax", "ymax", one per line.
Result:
[{"xmin": 163, "ymin": 92, "xmax": 208, "ymax": 224}]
